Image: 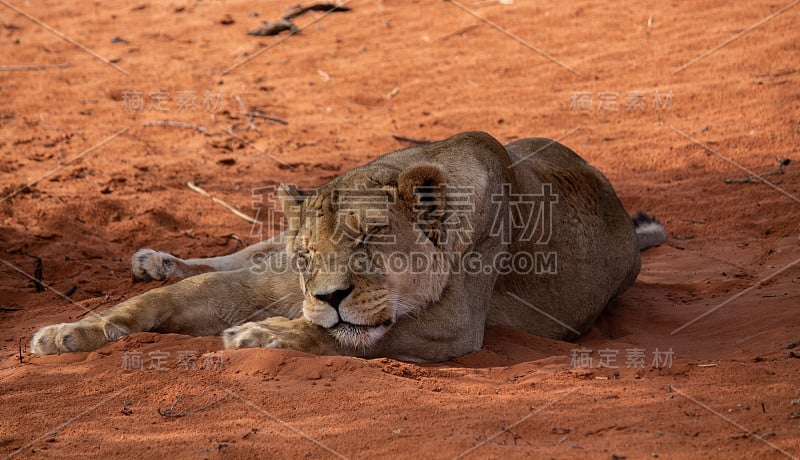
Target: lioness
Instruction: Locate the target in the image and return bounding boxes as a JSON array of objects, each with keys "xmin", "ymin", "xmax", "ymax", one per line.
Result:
[{"xmin": 31, "ymin": 132, "xmax": 665, "ymax": 362}]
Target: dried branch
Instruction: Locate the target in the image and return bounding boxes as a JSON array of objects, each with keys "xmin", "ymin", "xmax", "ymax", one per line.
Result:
[
  {"xmin": 76, "ymin": 295, "xmax": 113, "ymax": 319},
  {"xmin": 248, "ymin": 19, "xmax": 298, "ymax": 36},
  {"xmin": 725, "ymin": 158, "xmax": 791, "ymax": 184},
  {"xmin": 33, "ymin": 258, "xmax": 44, "ymax": 292},
  {"xmin": 187, "ymin": 182, "xmax": 259, "ymax": 224},
  {"xmin": 248, "ymin": 3, "xmax": 351, "ymax": 36},
  {"xmin": 284, "ymin": 3, "xmax": 352, "ymax": 21},
  {"xmin": 0, "ymin": 62, "xmax": 69, "ymax": 71},
  {"xmin": 246, "ymin": 112, "xmax": 288, "ymax": 125},
  {"xmin": 439, "ymin": 24, "xmax": 479, "ymax": 41},
  {"xmin": 751, "ymin": 69, "xmax": 798, "ymax": 78}
]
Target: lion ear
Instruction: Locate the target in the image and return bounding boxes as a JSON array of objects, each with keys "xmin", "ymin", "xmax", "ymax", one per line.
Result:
[
  {"xmin": 276, "ymin": 184, "xmax": 306, "ymax": 228},
  {"xmin": 277, "ymin": 184, "xmax": 305, "ymax": 208},
  {"xmin": 398, "ymin": 162, "xmax": 448, "ymax": 244}
]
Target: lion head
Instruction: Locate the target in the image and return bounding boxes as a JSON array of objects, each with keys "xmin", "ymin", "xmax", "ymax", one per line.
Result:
[{"xmin": 276, "ymin": 160, "xmax": 471, "ymax": 350}]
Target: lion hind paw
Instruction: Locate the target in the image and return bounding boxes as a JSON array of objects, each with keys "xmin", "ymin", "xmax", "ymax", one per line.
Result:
[{"xmin": 132, "ymin": 249, "xmax": 179, "ymax": 281}]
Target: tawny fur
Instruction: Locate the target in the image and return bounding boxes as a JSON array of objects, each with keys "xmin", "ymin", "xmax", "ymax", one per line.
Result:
[{"xmin": 31, "ymin": 132, "xmax": 664, "ymax": 362}]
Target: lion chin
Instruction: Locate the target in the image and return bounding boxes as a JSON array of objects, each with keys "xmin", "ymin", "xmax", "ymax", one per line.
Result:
[{"xmin": 329, "ymin": 320, "xmax": 393, "ymax": 350}]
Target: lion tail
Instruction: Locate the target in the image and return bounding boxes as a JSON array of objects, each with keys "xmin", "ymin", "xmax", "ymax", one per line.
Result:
[{"xmin": 632, "ymin": 211, "xmax": 667, "ymax": 251}]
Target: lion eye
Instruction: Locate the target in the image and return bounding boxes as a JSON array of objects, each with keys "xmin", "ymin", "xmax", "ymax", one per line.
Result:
[{"xmin": 293, "ymin": 251, "xmax": 311, "ymax": 270}]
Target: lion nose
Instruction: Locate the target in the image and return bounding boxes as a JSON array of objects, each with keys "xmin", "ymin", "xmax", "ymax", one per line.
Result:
[{"xmin": 313, "ymin": 285, "xmax": 354, "ymax": 311}]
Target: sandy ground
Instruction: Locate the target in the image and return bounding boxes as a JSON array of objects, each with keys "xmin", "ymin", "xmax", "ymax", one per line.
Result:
[{"xmin": 1, "ymin": 0, "xmax": 799, "ymax": 458}]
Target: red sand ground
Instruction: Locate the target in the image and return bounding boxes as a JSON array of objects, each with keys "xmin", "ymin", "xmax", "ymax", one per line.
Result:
[{"xmin": 1, "ymin": 1, "xmax": 799, "ymax": 458}]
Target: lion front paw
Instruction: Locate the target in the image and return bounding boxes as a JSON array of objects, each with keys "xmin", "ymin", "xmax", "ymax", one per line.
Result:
[
  {"xmin": 30, "ymin": 321, "xmax": 123, "ymax": 355},
  {"xmin": 222, "ymin": 321, "xmax": 290, "ymax": 350},
  {"xmin": 132, "ymin": 249, "xmax": 180, "ymax": 281},
  {"xmin": 222, "ymin": 317, "xmax": 339, "ymax": 355}
]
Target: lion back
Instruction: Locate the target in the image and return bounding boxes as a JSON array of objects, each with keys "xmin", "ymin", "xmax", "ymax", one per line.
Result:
[{"xmin": 488, "ymin": 138, "xmax": 641, "ymax": 339}]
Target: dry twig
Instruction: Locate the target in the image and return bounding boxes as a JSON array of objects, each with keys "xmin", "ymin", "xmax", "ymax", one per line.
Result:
[
  {"xmin": 77, "ymin": 295, "xmax": 113, "ymax": 318},
  {"xmin": 33, "ymin": 258, "xmax": 44, "ymax": 292},
  {"xmin": 0, "ymin": 62, "xmax": 69, "ymax": 71},
  {"xmin": 246, "ymin": 112, "xmax": 288, "ymax": 125},
  {"xmin": 751, "ymin": 68, "xmax": 798, "ymax": 78},
  {"xmin": 725, "ymin": 158, "xmax": 791, "ymax": 184},
  {"xmin": 439, "ymin": 24, "xmax": 479, "ymax": 41},
  {"xmin": 235, "ymin": 95, "xmax": 288, "ymax": 126},
  {"xmin": 247, "ymin": 19, "xmax": 298, "ymax": 36},
  {"xmin": 187, "ymin": 182, "xmax": 259, "ymax": 224},
  {"xmin": 284, "ymin": 3, "xmax": 351, "ymax": 20},
  {"xmin": 247, "ymin": 2, "xmax": 351, "ymax": 36}
]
